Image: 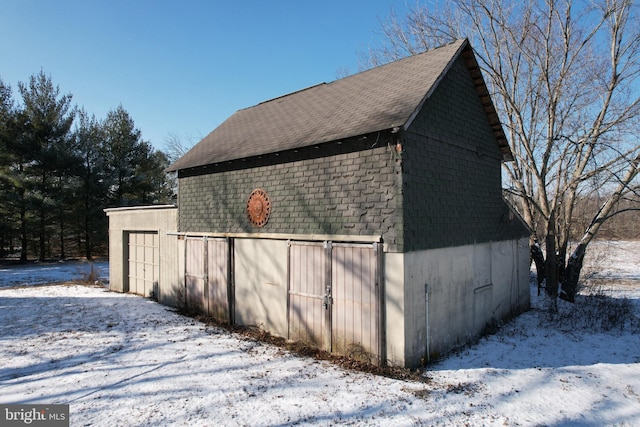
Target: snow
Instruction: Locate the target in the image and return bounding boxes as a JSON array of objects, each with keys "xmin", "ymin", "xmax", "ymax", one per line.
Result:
[
  {"xmin": 0, "ymin": 260, "xmax": 109, "ymax": 289},
  {"xmin": 1, "ymin": 242, "xmax": 639, "ymax": 426},
  {"xmin": 586, "ymin": 240, "xmax": 640, "ymax": 282}
]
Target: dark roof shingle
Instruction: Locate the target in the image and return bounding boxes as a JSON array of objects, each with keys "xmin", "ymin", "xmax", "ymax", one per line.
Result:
[{"xmin": 168, "ymin": 39, "xmax": 510, "ymax": 172}]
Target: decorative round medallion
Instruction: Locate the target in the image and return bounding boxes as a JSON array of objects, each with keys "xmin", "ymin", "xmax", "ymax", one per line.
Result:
[{"xmin": 247, "ymin": 189, "xmax": 271, "ymax": 227}]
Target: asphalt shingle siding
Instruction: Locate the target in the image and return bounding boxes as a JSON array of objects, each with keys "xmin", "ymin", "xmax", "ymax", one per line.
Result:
[
  {"xmin": 401, "ymin": 55, "xmax": 527, "ymax": 251},
  {"xmin": 178, "ymin": 132, "xmax": 405, "ymax": 251}
]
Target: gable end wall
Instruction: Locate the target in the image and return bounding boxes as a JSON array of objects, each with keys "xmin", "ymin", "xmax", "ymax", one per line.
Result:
[{"xmin": 402, "ymin": 55, "xmax": 528, "ymax": 252}]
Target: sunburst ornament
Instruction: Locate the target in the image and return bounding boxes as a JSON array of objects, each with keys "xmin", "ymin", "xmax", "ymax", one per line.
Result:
[{"xmin": 247, "ymin": 189, "xmax": 271, "ymax": 227}]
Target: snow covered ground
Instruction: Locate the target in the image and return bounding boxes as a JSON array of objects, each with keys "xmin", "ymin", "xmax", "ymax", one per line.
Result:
[
  {"xmin": 0, "ymin": 242, "xmax": 639, "ymax": 426},
  {"xmin": 0, "ymin": 259, "xmax": 109, "ymax": 289}
]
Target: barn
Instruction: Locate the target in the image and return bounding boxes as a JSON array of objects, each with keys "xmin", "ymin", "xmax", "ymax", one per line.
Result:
[{"xmin": 107, "ymin": 39, "xmax": 530, "ymax": 368}]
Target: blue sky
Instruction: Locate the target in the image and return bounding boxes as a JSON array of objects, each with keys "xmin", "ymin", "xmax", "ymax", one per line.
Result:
[{"xmin": 0, "ymin": 0, "xmax": 410, "ymax": 151}]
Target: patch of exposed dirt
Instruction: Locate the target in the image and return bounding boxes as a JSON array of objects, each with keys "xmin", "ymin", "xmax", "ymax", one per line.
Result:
[{"xmin": 190, "ymin": 314, "xmax": 428, "ymax": 382}]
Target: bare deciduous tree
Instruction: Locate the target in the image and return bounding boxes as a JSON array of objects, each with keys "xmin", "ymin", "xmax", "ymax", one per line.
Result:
[
  {"xmin": 363, "ymin": 0, "xmax": 640, "ymax": 302},
  {"xmin": 164, "ymin": 132, "xmax": 200, "ymax": 164},
  {"xmin": 163, "ymin": 132, "xmax": 200, "ymax": 201}
]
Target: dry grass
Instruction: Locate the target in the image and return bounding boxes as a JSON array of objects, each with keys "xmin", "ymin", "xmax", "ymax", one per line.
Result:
[{"xmin": 190, "ymin": 314, "xmax": 427, "ymax": 382}]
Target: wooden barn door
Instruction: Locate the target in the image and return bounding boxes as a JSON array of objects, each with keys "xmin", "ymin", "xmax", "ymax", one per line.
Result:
[
  {"xmin": 206, "ymin": 237, "xmax": 231, "ymax": 322},
  {"xmin": 185, "ymin": 237, "xmax": 206, "ymax": 313},
  {"xmin": 288, "ymin": 241, "xmax": 381, "ymax": 363},
  {"xmin": 332, "ymin": 243, "xmax": 380, "ymax": 364},
  {"xmin": 288, "ymin": 242, "xmax": 329, "ymax": 350},
  {"xmin": 185, "ymin": 236, "xmax": 231, "ymax": 322},
  {"xmin": 127, "ymin": 231, "xmax": 159, "ymax": 297}
]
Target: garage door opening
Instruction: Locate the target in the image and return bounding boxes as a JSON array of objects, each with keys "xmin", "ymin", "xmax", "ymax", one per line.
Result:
[{"xmin": 127, "ymin": 231, "xmax": 159, "ymax": 298}]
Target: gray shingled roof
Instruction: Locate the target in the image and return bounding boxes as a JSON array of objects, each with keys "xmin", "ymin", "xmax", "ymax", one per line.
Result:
[{"xmin": 168, "ymin": 39, "xmax": 510, "ymax": 172}]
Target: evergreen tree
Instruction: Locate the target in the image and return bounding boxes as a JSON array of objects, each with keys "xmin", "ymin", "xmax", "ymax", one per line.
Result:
[
  {"xmin": 18, "ymin": 70, "xmax": 75, "ymax": 260},
  {"xmin": 102, "ymin": 105, "xmax": 144, "ymax": 206},
  {"xmin": 0, "ymin": 78, "xmax": 18, "ymax": 258},
  {"xmin": 1, "ymin": 79, "xmax": 31, "ymax": 261},
  {"xmin": 101, "ymin": 105, "xmax": 172, "ymax": 207},
  {"xmin": 73, "ymin": 109, "xmax": 109, "ymax": 259},
  {"xmin": 130, "ymin": 141, "xmax": 174, "ymax": 205}
]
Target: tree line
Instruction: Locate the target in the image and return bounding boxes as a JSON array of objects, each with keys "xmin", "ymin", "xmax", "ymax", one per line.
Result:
[{"xmin": 0, "ymin": 71, "xmax": 174, "ymax": 262}]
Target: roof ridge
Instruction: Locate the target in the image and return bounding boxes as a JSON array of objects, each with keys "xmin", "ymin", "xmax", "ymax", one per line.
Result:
[
  {"xmin": 336, "ymin": 38, "xmax": 467, "ymax": 80},
  {"xmin": 253, "ymin": 39, "xmax": 467, "ymax": 109}
]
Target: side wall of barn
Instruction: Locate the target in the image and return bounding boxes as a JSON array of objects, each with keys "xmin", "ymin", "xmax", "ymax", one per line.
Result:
[
  {"xmin": 398, "ymin": 53, "xmax": 531, "ymax": 367},
  {"xmin": 177, "ymin": 135, "xmax": 405, "ymax": 252},
  {"xmin": 177, "ymin": 137, "xmax": 412, "ymax": 365},
  {"xmin": 400, "ymin": 238, "xmax": 530, "ymax": 367},
  {"xmin": 401, "ymin": 54, "xmax": 529, "ymax": 253}
]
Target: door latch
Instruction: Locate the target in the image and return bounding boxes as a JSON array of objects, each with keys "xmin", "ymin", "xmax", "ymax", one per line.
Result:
[{"xmin": 322, "ymin": 295, "xmax": 332, "ymax": 309}]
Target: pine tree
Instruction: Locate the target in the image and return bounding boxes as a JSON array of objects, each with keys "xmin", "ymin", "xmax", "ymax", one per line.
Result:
[{"xmin": 18, "ymin": 71, "xmax": 75, "ymax": 260}]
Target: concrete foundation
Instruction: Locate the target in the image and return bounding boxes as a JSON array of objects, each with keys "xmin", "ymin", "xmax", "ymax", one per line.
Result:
[{"xmin": 400, "ymin": 238, "xmax": 530, "ymax": 367}]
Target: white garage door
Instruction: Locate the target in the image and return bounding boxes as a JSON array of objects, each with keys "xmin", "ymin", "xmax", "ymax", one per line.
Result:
[{"xmin": 127, "ymin": 231, "xmax": 159, "ymax": 297}]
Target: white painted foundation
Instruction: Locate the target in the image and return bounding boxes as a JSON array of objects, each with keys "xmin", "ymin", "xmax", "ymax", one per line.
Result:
[{"xmin": 400, "ymin": 238, "xmax": 530, "ymax": 367}]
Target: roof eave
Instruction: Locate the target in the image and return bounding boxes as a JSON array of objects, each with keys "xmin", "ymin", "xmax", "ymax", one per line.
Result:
[
  {"xmin": 403, "ymin": 39, "xmax": 514, "ymax": 163},
  {"xmin": 460, "ymin": 44, "xmax": 514, "ymax": 162}
]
